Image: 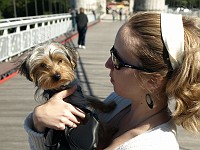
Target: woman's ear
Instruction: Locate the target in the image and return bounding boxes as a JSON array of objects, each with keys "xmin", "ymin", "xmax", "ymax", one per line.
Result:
[{"xmin": 146, "ymin": 74, "xmax": 164, "ymax": 90}]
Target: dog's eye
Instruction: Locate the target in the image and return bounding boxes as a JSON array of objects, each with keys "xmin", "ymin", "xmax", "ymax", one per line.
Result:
[
  {"xmin": 58, "ymin": 59, "xmax": 63, "ymax": 64},
  {"xmin": 40, "ymin": 63, "xmax": 47, "ymax": 68}
]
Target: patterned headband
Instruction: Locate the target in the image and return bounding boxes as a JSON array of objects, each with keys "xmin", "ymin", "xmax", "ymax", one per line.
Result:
[{"xmin": 161, "ymin": 13, "xmax": 184, "ymax": 70}]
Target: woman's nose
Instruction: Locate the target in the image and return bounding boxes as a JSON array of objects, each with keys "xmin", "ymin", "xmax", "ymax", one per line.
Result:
[{"xmin": 105, "ymin": 57, "xmax": 113, "ymax": 69}]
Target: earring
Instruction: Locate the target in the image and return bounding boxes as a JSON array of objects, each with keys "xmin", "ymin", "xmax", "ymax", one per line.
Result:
[{"xmin": 145, "ymin": 94, "xmax": 154, "ymax": 109}]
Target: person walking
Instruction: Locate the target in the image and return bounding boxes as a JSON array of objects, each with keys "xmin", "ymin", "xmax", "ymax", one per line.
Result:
[
  {"xmin": 112, "ymin": 9, "xmax": 116, "ymax": 22},
  {"xmin": 70, "ymin": 8, "xmax": 77, "ymax": 31},
  {"xmin": 124, "ymin": 9, "xmax": 129, "ymax": 21},
  {"xmin": 119, "ymin": 8, "xmax": 123, "ymax": 21},
  {"xmin": 76, "ymin": 7, "xmax": 88, "ymax": 49}
]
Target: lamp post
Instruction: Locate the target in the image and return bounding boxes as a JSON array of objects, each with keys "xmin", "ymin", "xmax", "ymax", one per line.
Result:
[
  {"xmin": 49, "ymin": 0, "xmax": 52, "ymax": 14},
  {"xmin": 13, "ymin": 0, "xmax": 17, "ymax": 17},
  {"xmin": 25, "ymin": 0, "xmax": 28, "ymax": 16},
  {"xmin": 34, "ymin": 0, "xmax": 38, "ymax": 15},
  {"xmin": 42, "ymin": 0, "xmax": 45, "ymax": 15},
  {"xmin": 54, "ymin": 0, "xmax": 57, "ymax": 14}
]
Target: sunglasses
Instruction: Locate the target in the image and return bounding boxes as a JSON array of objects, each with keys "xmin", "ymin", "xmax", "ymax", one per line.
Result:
[{"xmin": 110, "ymin": 46, "xmax": 155, "ymax": 73}]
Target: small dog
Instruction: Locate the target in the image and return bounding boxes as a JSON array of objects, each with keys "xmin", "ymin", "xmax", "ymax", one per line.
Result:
[{"xmin": 19, "ymin": 42, "xmax": 116, "ymax": 148}]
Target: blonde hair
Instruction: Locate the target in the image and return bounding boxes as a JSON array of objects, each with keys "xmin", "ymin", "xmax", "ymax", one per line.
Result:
[{"xmin": 124, "ymin": 12, "xmax": 200, "ymax": 133}]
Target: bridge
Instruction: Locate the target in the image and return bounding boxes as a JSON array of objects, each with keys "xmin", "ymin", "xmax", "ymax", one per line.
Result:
[
  {"xmin": 0, "ymin": 12, "xmax": 98, "ymax": 81},
  {"xmin": 0, "ymin": 14, "xmax": 200, "ymax": 150}
]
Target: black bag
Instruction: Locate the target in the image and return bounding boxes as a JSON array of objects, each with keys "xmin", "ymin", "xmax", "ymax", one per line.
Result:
[{"xmin": 45, "ymin": 109, "xmax": 100, "ymax": 150}]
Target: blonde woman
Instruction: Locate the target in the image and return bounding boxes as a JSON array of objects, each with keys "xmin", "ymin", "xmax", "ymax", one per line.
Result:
[{"xmin": 24, "ymin": 12, "xmax": 200, "ymax": 150}]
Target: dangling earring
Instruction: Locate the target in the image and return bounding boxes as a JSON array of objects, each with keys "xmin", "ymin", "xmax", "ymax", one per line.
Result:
[{"xmin": 145, "ymin": 94, "xmax": 154, "ymax": 109}]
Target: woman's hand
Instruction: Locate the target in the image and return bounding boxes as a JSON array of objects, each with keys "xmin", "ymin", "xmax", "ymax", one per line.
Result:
[{"xmin": 32, "ymin": 86, "xmax": 86, "ymax": 133}]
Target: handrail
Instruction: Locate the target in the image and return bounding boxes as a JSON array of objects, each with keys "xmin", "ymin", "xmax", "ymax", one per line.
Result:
[
  {"xmin": 0, "ymin": 13, "xmax": 70, "ymax": 23},
  {"xmin": 0, "ymin": 13, "xmax": 96, "ymax": 62},
  {"xmin": 0, "ymin": 14, "xmax": 71, "ymax": 30}
]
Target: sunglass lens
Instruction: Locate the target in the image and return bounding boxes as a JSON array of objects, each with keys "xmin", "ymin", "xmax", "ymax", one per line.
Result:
[{"xmin": 111, "ymin": 52, "xmax": 120, "ymax": 70}]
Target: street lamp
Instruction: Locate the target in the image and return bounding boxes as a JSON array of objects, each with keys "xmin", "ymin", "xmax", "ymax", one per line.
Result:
[
  {"xmin": 25, "ymin": 0, "xmax": 28, "ymax": 16},
  {"xmin": 42, "ymin": 0, "xmax": 45, "ymax": 15},
  {"xmin": 49, "ymin": 0, "xmax": 52, "ymax": 14},
  {"xmin": 34, "ymin": 0, "xmax": 38, "ymax": 15},
  {"xmin": 13, "ymin": 0, "xmax": 17, "ymax": 17}
]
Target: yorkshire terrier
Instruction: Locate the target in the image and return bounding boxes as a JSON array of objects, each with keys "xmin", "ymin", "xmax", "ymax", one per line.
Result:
[{"xmin": 19, "ymin": 42, "xmax": 117, "ymax": 148}]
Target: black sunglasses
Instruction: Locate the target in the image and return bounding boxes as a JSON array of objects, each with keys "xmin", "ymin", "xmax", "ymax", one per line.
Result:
[{"xmin": 110, "ymin": 46, "xmax": 155, "ymax": 73}]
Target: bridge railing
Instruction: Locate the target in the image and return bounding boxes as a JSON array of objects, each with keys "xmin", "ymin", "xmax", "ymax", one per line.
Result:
[{"xmin": 0, "ymin": 13, "xmax": 96, "ymax": 62}]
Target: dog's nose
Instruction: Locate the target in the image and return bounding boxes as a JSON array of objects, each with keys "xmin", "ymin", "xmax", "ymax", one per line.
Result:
[{"xmin": 53, "ymin": 74, "xmax": 61, "ymax": 81}]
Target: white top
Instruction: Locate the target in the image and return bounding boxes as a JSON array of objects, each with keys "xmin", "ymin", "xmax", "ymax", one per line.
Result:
[
  {"xmin": 24, "ymin": 92, "xmax": 179, "ymax": 150},
  {"xmin": 116, "ymin": 119, "xmax": 179, "ymax": 150}
]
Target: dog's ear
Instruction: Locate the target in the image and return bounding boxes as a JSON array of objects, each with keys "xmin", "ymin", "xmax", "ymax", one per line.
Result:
[
  {"xmin": 64, "ymin": 46, "xmax": 79, "ymax": 69},
  {"xmin": 18, "ymin": 54, "xmax": 33, "ymax": 82}
]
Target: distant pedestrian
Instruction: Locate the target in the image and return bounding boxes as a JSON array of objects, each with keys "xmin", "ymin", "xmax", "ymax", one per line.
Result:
[
  {"xmin": 92, "ymin": 9, "xmax": 96, "ymax": 20},
  {"xmin": 76, "ymin": 7, "xmax": 88, "ymax": 49},
  {"xmin": 70, "ymin": 8, "xmax": 76, "ymax": 31},
  {"xmin": 112, "ymin": 10, "xmax": 116, "ymax": 22},
  {"xmin": 119, "ymin": 8, "xmax": 123, "ymax": 21},
  {"xmin": 124, "ymin": 9, "xmax": 129, "ymax": 21}
]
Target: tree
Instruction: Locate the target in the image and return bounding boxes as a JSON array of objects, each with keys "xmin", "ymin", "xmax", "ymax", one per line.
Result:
[
  {"xmin": 0, "ymin": 0, "xmax": 70, "ymax": 19},
  {"xmin": 166, "ymin": 0, "xmax": 200, "ymax": 8},
  {"xmin": 0, "ymin": 0, "xmax": 13, "ymax": 18}
]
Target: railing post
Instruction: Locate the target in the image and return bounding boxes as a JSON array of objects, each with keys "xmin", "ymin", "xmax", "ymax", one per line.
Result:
[{"xmin": 0, "ymin": 13, "xmax": 95, "ymax": 62}]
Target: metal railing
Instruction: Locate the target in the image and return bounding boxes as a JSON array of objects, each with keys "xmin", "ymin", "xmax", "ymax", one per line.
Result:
[{"xmin": 0, "ymin": 13, "xmax": 96, "ymax": 62}]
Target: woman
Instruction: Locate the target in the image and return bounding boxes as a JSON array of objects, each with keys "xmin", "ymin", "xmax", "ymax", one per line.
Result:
[{"xmin": 24, "ymin": 12, "xmax": 200, "ymax": 149}]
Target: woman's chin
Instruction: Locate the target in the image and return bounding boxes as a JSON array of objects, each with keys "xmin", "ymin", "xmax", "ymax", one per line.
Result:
[{"xmin": 110, "ymin": 78, "xmax": 114, "ymax": 84}]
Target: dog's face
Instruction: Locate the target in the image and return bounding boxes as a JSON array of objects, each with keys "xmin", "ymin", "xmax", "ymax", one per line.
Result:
[{"xmin": 19, "ymin": 42, "xmax": 79, "ymax": 90}]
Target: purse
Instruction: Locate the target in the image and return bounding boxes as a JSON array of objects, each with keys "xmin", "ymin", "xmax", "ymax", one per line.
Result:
[{"xmin": 45, "ymin": 108, "xmax": 100, "ymax": 150}]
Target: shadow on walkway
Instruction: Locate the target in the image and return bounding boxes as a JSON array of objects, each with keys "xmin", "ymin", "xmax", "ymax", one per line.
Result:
[{"xmin": 64, "ymin": 32, "xmax": 95, "ymax": 96}]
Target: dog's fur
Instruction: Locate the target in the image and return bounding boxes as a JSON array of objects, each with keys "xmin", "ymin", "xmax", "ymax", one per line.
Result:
[{"xmin": 19, "ymin": 42, "xmax": 117, "ymax": 148}]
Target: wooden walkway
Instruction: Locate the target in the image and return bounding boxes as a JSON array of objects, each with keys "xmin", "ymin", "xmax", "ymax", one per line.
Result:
[{"xmin": 0, "ymin": 15, "xmax": 200, "ymax": 150}]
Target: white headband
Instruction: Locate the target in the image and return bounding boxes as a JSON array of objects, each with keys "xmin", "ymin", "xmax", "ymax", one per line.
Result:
[{"xmin": 161, "ymin": 13, "xmax": 184, "ymax": 70}]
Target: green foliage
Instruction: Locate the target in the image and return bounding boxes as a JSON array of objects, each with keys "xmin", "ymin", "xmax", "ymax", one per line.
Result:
[
  {"xmin": 179, "ymin": 0, "xmax": 188, "ymax": 6},
  {"xmin": 166, "ymin": 0, "xmax": 200, "ymax": 8},
  {"xmin": 0, "ymin": 0, "xmax": 12, "ymax": 10},
  {"xmin": 0, "ymin": 0, "xmax": 70, "ymax": 19},
  {"xmin": 0, "ymin": 11, "xmax": 2, "ymax": 19}
]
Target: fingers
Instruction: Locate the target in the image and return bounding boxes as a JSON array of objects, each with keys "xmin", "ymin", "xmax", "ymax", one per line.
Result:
[
  {"xmin": 56, "ymin": 111, "xmax": 82, "ymax": 130},
  {"xmin": 53, "ymin": 88, "xmax": 86, "ymax": 119},
  {"xmin": 63, "ymin": 108, "xmax": 81, "ymax": 124},
  {"xmin": 57, "ymin": 117, "xmax": 78, "ymax": 130},
  {"xmin": 62, "ymin": 104, "xmax": 85, "ymax": 123},
  {"xmin": 56, "ymin": 104, "xmax": 85, "ymax": 130},
  {"xmin": 69, "ymin": 105, "xmax": 86, "ymax": 119},
  {"xmin": 37, "ymin": 85, "xmax": 88, "ymax": 131}
]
